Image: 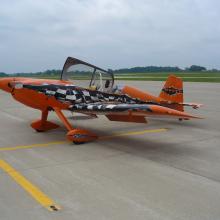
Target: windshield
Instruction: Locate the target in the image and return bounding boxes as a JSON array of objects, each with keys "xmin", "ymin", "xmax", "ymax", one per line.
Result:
[{"xmin": 61, "ymin": 57, "xmax": 114, "ymax": 92}]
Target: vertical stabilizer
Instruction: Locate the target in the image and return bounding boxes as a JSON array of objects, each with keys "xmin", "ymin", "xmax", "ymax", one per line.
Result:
[{"xmin": 159, "ymin": 75, "xmax": 184, "ymax": 111}]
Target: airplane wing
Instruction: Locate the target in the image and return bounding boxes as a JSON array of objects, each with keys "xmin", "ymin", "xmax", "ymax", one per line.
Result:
[{"xmin": 69, "ymin": 103, "xmax": 200, "ymax": 123}]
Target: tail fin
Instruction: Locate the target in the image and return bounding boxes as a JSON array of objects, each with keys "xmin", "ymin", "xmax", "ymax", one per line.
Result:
[{"xmin": 159, "ymin": 75, "xmax": 184, "ymax": 111}]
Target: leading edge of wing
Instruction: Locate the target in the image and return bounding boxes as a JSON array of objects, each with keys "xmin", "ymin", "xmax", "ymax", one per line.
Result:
[{"xmin": 69, "ymin": 103, "xmax": 202, "ymax": 119}]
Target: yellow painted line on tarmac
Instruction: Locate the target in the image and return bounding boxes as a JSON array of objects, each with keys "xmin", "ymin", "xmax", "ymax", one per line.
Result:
[
  {"xmin": 0, "ymin": 141, "xmax": 66, "ymax": 152},
  {"xmin": 0, "ymin": 159, "xmax": 60, "ymax": 211},
  {"xmin": 0, "ymin": 128, "xmax": 167, "ymax": 152},
  {"xmin": 99, "ymin": 128, "xmax": 167, "ymax": 139},
  {"xmin": 0, "ymin": 128, "xmax": 167, "ymax": 211}
]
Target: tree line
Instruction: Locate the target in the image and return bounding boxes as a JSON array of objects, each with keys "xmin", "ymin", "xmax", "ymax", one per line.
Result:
[
  {"xmin": 113, "ymin": 65, "xmax": 207, "ymax": 73},
  {"xmin": 0, "ymin": 65, "xmax": 219, "ymax": 77}
]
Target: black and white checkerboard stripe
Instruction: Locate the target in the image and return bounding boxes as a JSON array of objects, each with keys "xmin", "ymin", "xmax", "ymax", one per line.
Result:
[
  {"xmin": 69, "ymin": 103, "xmax": 153, "ymax": 113},
  {"xmin": 22, "ymin": 84, "xmax": 144, "ymax": 105}
]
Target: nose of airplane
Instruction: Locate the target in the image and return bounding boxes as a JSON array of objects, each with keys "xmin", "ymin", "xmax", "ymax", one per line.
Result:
[{"xmin": 0, "ymin": 77, "xmax": 14, "ymax": 93}]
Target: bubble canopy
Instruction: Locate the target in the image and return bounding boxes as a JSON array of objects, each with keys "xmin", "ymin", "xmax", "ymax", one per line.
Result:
[{"xmin": 61, "ymin": 57, "xmax": 114, "ymax": 92}]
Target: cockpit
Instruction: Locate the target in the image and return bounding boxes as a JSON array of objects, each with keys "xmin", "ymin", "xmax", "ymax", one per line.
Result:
[{"xmin": 61, "ymin": 57, "xmax": 114, "ymax": 92}]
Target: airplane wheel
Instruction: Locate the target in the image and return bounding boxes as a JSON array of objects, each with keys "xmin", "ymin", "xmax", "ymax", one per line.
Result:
[
  {"xmin": 73, "ymin": 141, "xmax": 85, "ymax": 145},
  {"xmin": 36, "ymin": 129, "xmax": 44, "ymax": 132},
  {"xmin": 67, "ymin": 129, "xmax": 98, "ymax": 144},
  {"xmin": 178, "ymin": 118, "xmax": 183, "ymax": 121}
]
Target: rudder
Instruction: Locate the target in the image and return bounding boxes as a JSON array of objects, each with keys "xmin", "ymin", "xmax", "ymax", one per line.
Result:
[{"xmin": 159, "ymin": 75, "xmax": 184, "ymax": 111}]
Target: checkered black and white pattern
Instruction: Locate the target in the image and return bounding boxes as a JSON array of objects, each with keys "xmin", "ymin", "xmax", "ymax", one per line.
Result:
[
  {"xmin": 20, "ymin": 83, "xmax": 157, "ymax": 115},
  {"xmin": 23, "ymin": 84, "xmax": 144, "ymax": 105},
  {"xmin": 69, "ymin": 103, "xmax": 153, "ymax": 113}
]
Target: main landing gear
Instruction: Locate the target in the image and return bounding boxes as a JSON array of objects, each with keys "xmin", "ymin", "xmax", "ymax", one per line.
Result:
[
  {"xmin": 31, "ymin": 109, "xmax": 59, "ymax": 132},
  {"xmin": 31, "ymin": 108, "xmax": 97, "ymax": 144}
]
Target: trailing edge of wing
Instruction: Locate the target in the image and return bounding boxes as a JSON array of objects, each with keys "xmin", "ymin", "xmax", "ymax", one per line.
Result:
[{"xmin": 69, "ymin": 103, "xmax": 201, "ymax": 119}]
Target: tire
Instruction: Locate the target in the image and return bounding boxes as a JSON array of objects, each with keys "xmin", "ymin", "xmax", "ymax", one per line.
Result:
[
  {"xmin": 73, "ymin": 141, "xmax": 85, "ymax": 145},
  {"xmin": 36, "ymin": 129, "xmax": 44, "ymax": 132}
]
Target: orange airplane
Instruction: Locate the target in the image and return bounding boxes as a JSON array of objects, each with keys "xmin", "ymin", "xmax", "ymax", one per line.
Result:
[{"xmin": 0, "ymin": 57, "xmax": 202, "ymax": 144}]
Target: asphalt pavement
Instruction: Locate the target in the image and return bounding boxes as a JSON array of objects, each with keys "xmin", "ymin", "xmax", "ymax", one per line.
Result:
[{"xmin": 0, "ymin": 81, "xmax": 219, "ymax": 220}]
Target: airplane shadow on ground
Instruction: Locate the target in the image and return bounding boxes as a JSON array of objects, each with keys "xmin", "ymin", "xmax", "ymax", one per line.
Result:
[
  {"xmin": 37, "ymin": 115, "xmax": 203, "ymax": 165},
  {"xmin": 32, "ymin": 119, "xmax": 207, "ymax": 179},
  {"xmin": 73, "ymin": 125, "xmax": 199, "ymax": 162},
  {"xmin": 148, "ymin": 118, "xmax": 206, "ymax": 129},
  {"xmin": 99, "ymin": 134, "xmax": 196, "ymax": 160}
]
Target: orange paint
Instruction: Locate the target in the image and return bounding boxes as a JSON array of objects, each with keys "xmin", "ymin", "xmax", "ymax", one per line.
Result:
[{"xmin": 0, "ymin": 57, "xmax": 202, "ymax": 144}]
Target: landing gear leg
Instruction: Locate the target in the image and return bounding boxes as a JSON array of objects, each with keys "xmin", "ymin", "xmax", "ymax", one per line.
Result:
[
  {"xmin": 31, "ymin": 109, "xmax": 60, "ymax": 132},
  {"xmin": 53, "ymin": 108, "xmax": 97, "ymax": 144}
]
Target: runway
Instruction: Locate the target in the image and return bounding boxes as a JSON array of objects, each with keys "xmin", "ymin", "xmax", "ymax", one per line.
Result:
[{"xmin": 0, "ymin": 81, "xmax": 220, "ymax": 220}]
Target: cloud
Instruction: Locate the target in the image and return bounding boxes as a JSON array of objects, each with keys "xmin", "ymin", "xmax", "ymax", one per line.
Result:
[{"xmin": 0, "ymin": 0, "xmax": 220, "ymax": 72}]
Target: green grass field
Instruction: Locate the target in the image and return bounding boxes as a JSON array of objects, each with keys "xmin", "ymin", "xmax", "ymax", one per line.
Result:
[
  {"xmin": 2, "ymin": 72, "xmax": 220, "ymax": 82},
  {"xmin": 114, "ymin": 72, "xmax": 220, "ymax": 82}
]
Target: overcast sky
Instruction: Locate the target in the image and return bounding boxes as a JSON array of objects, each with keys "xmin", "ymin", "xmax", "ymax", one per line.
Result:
[{"xmin": 0, "ymin": 0, "xmax": 220, "ymax": 73}]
